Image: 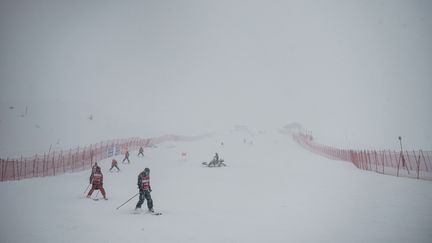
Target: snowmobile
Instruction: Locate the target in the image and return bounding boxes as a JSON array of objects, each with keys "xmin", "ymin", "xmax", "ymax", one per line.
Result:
[{"xmin": 202, "ymin": 159, "xmax": 226, "ymax": 167}]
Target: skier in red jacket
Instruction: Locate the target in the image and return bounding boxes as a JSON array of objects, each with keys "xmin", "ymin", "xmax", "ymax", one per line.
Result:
[
  {"xmin": 109, "ymin": 159, "xmax": 120, "ymax": 172},
  {"xmin": 135, "ymin": 168, "xmax": 154, "ymax": 212},
  {"xmin": 87, "ymin": 167, "xmax": 107, "ymax": 200}
]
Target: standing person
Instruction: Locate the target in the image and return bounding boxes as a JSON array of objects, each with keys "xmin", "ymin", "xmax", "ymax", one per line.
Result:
[
  {"xmin": 87, "ymin": 167, "xmax": 107, "ymax": 200},
  {"xmin": 214, "ymin": 152, "xmax": 219, "ymax": 163},
  {"xmin": 138, "ymin": 147, "xmax": 144, "ymax": 156},
  {"xmin": 122, "ymin": 150, "xmax": 130, "ymax": 164},
  {"xmin": 135, "ymin": 168, "xmax": 154, "ymax": 212},
  {"xmin": 91, "ymin": 162, "xmax": 100, "ymax": 174},
  {"xmin": 208, "ymin": 152, "xmax": 219, "ymax": 167},
  {"xmin": 109, "ymin": 159, "xmax": 120, "ymax": 172}
]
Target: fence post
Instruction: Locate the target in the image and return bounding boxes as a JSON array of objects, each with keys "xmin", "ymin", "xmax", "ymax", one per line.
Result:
[
  {"xmin": 19, "ymin": 155, "xmax": 23, "ymax": 179},
  {"xmin": 12, "ymin": 160, "xmax": 16, "ymax": 180},
  {"xmin": 387, "ymin": 150, "xmax": 393, "ymax": 168},
  {"xmin": 4, "ymin": 159, "xmax": 9, "ymax": 181},
  {"xmin": 404, "ymin": 151, "xmax": 411, "ymax": 175},
  {"xmin": 366, "ymin": 151, "xmax": 372, "ymax": 171},
  {"xmin": 0, "ymin": 159, "xmax": 3, "ymax": 181},
  {"xmin": 62, "ymin": 152, "xmax": 65, "ymax": 174},
  {"xmin": 2, "ymin": 158, "xmax": 7, "ymax": 181},
  {"xmin": 43, "ymin": 153, "xmax": 47, "ymax": 177},
  {"xmin": 365, "ymin": 151, "xmax": 369, "ymax": 170},
  {"xmin": 420, "ymin": 150, "xmax": 428, "ymax": 172},
  {"xmin": 413, "ymin": 150, "xmax": 420, "ymax": 179},
  {"xmin": 23, "ymin": 157, "xmax": 27, "ymax": 179},
  {"xmin": 75, "ymin": 147, "xmax": 79, "ymax": 172},
  {"xmin": 373, "ymin": 151, "xmax": 378, "ymax": 173},
  {"xmin": 363, "ymin": 151, "xmax": 368, "ymax": 170},
  {"xmin": 72, "ymin": 154, "xmax": 75, "ymax": 172},
  {"xmin": 52, "ymin": 152, "xmax": 56, "ymax": 176},
  {"xmin": 90, "ymin": 144, "xmax": 93, "ymax": 164},
  {"xmin": 33, "ymin": 155, "xmax": 36, "ymax": 177},
  {"xmin": 82, "ymin": 147, "xmax": 85, "ymax": 170},
  {"xmin": 425, "ymin": 151, "xmax": 432, "ymax": 171},
  {"xmin": 349, "ymin": 150, "xmax": 355, "ymax": 167},
  {"xmin": 397, "ymin": 151, "xmax": 402, "ymax": 177}
]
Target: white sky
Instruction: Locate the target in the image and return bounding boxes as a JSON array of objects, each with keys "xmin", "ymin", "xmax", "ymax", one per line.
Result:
[{"xmin": 1, "ymin": 0, "xmax": 432, "ymax": 155}]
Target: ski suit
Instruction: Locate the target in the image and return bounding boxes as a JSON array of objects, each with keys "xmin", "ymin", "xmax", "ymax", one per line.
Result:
[
  {"xmin": 135, "ymin": 171, "xmax": 153, "ymax": 210},
  {"xmin": 87, "ymin": 171, "xmax": 107, "ymax": 199},
  {"xmin": 209, "ymin": 153, "xmax": 219, "ymax": 166},
  {"xmin": 122, "ymin": 151, "xmax": 130, "ymax": 163},
  {"xmin": 110, "ymin": 159, "xmax": 120, "ymax": 171},
  {"xmin": 91, "ymin": 164, "xmax": 101, "ymax": 174},
  {"xmin": 138, "ymin": 147, "xmax": 144, "ymax": 156}
]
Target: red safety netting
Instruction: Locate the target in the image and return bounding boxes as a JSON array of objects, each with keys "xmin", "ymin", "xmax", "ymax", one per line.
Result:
[
  {"xmin": 291, "ymin": 132, "xmax": 432, "ymax": 181},
  {"xmin": 0, "ymin": 134, "xmax": 209, "ymax": 181}
]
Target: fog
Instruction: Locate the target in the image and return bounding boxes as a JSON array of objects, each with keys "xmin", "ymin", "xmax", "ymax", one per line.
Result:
[{"xmin": 1, "ymin": 0, "xmax": 431, "ymax": 156}]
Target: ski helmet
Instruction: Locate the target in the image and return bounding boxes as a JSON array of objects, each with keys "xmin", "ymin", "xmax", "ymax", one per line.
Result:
[{"xmin": 144, "ymin": 168, "xmax": 150, "ymax": 174}]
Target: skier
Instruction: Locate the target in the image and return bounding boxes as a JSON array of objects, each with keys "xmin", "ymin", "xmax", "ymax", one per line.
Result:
[
  {"xmin": 135, "ymin": 168, "xmax": 154, "ymax": 212},
  {"xmin": 181, "ymin": 152, "xmax": 187, "ymax": 160},
  {"xmin": 208, "ymin": 152, "xmax": 219, "ymax": 167},
  {"xmin": 87, "ymin": 167, "xmax": 107, "ymax": 200},
  {"xmin": 138, "ymin": 147, "xmax": 144, "ymax": 156},
  {"xmin": 109, "ymin": 159, "xmax": 120, "ymax": 172},
  {"xmin": 91, "ymin": 162, "xmax": 101, "ymax": 174},
  {"xmin": 122, "ymin": 150, "xmax": 130, "ymax": 164},
  {"xmin": 214, "ymin": 152, "xmax": 219, "ymax": 163}
]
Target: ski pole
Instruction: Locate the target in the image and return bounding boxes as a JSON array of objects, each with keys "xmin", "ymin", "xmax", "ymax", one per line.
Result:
[
  {"xmin": 398, "ymin": 136, "xmax": 406, "ymax": 167},
  {"xmin": 94, "ymin": 190, "xmax": 100, "ymax": 200},
  {"xmin": 116, "ymin": 193, "xmax": 139, "ymax": 210},
  {"xmin": 84, "ymin": 183, "xmax": 91, "ymax": 194}
]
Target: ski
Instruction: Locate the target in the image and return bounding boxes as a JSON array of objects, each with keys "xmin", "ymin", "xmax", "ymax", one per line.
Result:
[
  {"xmin": 92, "ymin": 197, "xmax": 107, "ymax": 201},
  {"xmin": 202, "ymin": 160, "xmax": 227, "ymax": 167},
  {"xmin": 132, "ymin": 209, "xmax": 162, "ymax": 215}
]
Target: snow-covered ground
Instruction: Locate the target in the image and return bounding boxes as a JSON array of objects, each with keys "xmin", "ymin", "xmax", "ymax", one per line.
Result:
[{"xmin": 1, "ymin": 130, "xmax": 431, "ymax": 243}]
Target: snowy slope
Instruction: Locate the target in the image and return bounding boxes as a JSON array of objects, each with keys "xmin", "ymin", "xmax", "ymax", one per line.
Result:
[{"xmin": 1, "ymin": 130, "xmax": 431, "ymax": 243}]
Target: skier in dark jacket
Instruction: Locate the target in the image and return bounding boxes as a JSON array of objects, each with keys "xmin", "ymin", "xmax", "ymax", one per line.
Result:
[
  {"xmin": 135, "ymin": 168, "xmax": 154, "ymax": 212},
  {"xmin": 91, "ymin": 162, "xmax": 101, "ymax": 174},
  {"xmin": 138, "ymin": 147, "xmax": 144, "ymax": 156},
  {"xmin": 122, "ymin": 150, "xmax": 130, "ymax": 164},
  {"xmin": 214, "ymin": 152, "xmax": 219, "ymax": 162}
]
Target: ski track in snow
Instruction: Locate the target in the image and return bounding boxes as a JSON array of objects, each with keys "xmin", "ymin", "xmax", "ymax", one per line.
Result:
[{"xmin": 1, "ymin": 131, "xmax": 432, "ymax": 243}]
